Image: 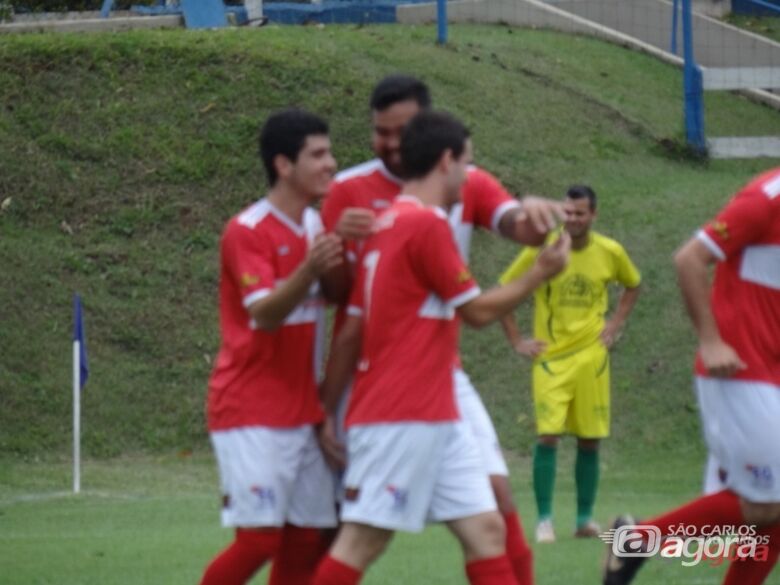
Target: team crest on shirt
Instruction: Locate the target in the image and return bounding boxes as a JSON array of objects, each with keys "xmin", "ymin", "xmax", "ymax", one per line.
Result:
[
  {"xmin": 745, "ymin": 465, "xmax": 774, "ymax": 490},
  {"xmin": 710, "ymin": 221, "xmax": 729, "ymax": 240},
  {"xmin": 277, "ymin": 245, "xmax": 290, "ymax": 256},
  {"xmin": 241, "ymin": 272, "xmax": 260, "ymax": 288},
  {"xmin": 250, "ymin": 485, "xmax": 277, "ymax": 509},
  {"xmin": 386, "ymin": 485, "xmax": 409, "ymax": 511},
  {"xmin": 559, "ymin": 274, "xmax": 597, "ymax": 308},
  {"xmin": 344, "ymin": 487, "xmax": 361, "ymax": 502}
]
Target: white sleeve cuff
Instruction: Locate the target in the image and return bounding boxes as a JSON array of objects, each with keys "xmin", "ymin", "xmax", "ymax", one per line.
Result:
[
  {"xmin": 491, "ymin": 200, "xmax": 522, "ymax": 233},
  {"xmin": 696, "ymin": 230, "xmax": 726, "ymax": 261},
  {"xmin": 447, "ymin": 286, "xmax": 482, "ymax": 309},
  {"xmin": 242, "ymin": 288, "xmax": 272, "ymax": 308}
]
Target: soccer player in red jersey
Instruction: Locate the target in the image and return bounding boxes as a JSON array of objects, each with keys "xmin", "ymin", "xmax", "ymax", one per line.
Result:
[
  {"xmin": 199, "ymin": 109, "xmax": 344, "ymax": 585},
  {"xmin": 312, "ymin": 110, "xmax": 570, "ymax": 585},
  {"xmin": 603, "ymin": 168, "xmax": 780, "ymax": 585},
  {"xmin": 319, "ymin": 75, "xmax": 565, "ymax": 585}
]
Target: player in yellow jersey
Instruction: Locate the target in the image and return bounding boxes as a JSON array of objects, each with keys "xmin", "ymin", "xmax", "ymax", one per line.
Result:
[{"xmin": 499, "ymin": 185, "xmax": 641, "ymax": 544}]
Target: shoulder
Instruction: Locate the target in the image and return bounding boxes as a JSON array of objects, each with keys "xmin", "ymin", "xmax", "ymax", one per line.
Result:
[
  {"xmin": 334, "ymin": 159, "xmax": 385, "ymax": 184},
  {"xmin": 591, "ymin": 232, "xmax": 627, "ymax": 255}
]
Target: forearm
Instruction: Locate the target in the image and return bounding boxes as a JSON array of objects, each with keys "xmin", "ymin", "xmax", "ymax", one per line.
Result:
[
  {"xmin": 460, "ymin": 266, "xmax": 546, "ymax": 328},
  {"xmin": 607, "ymin": 286, "xmax": 640, "ymax": 330},
  {"xmin": 499, "ymin": 313, "xmax": 523, "ymax": 346},
  {"xmin": 249, "ymin": 262, "xmax": 316, "ymax": 330}
]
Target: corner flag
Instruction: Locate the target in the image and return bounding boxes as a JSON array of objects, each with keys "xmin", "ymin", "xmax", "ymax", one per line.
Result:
[
  {"xmin": 72, "ymin": 294, "xmax": 88, "ymax": 493},
  {"xmin": 73, "ymin": 294, "xmax": 89, "ymax": 390}
]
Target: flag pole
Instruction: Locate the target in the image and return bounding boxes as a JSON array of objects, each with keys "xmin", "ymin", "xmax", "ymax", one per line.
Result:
[{"xmin": 73, "ymin": 331, "xmax": 81, "ymax": 494}]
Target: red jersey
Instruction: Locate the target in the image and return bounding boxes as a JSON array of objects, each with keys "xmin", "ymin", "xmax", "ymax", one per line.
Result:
[
  {"xmin": 322, "ymin": 159, "xmax": 519, "ymax": 334},
  {"xmin": 695, "ymin": 168, "xmax": 780, "ymax": 386},
  {"xmin": 345, "ymin": 196, "xmax": 481, "ymax": 427},
  {"xmin": 207, "ymin": 199, "xmax": 326, "ymax": 431}
]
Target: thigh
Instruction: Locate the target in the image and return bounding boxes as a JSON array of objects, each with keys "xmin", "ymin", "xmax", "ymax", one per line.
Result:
[
  {"xmin": 568, "ymin": 344, "xmax": 610, "ymax": 438},
  {"xmin": 289, "ymin": 426, "xmax": 338, "ymax": 528},
  {"xmin": 454, "ymin": 369, "xmax": 509, "ymax": 477},
  {"xmin": 428, "ymin": 422, "xmax": 497, "ymax": 524},
  {"xmin": 210, "ymin": 426, "xmax": 306, "ymax": 528},
  {"xmin": 340, "ymin": 423, "xmax": 446, "ymax": 533},
  {"xmin": 697, "ymin": 377, "xmax": 780, "ymax": 503},
  {"xmin": 533, "ymin": 356, "xmax": 576, "ymax": 435}
]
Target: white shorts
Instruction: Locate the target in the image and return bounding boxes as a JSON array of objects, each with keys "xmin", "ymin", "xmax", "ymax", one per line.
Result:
[
  {"xmin": 697, "ymin": 377, "xmax": 780, "ymax": 503},
  {"xmin": 455, "ymin": 368, "xmax": 509, "ymax": 477},
  {"xmin": 340, "ymin": 421, "xmax": 497, "ymax": 533},
  {"xmin": 210, "ymin": 425, "xmax": 338, "ymax": 528}
]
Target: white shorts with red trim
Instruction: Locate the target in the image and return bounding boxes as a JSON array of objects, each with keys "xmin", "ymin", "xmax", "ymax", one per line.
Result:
[
  {"xmin": 340, "ymin": 421, "xmax": 497, "ymax": 532},
  {"xmin": 210, "ymin": 425, "xmax": 337, "ymax": 528},
  {"xmin": 697, "ymin": 377, "xmax": 780, "ymax": 502},
  {"xmin": 454, "ymin": 368, "xmax": 509, "ymax": 477}
]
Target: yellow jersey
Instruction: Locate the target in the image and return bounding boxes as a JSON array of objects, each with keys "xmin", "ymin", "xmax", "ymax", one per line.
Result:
[{"xmin": 499, "ymin": 230, "xmax": 640, "ymax": 360}]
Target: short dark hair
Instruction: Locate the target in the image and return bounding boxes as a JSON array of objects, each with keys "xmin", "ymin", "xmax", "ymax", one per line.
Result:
[
  {"xmin": 400, "ymin": 111, "xmax": 470, "ymax": 180},
  {"xmin": 566, "ymin": 184, "xmax": 597, "ymax": 211},
  {"xmin": 259, "ymin": 108, "xmax": 329, "ymax": 186},
  {"xmin": 370, "ymin": 75, "xmax": 432, "ymax": 112}
]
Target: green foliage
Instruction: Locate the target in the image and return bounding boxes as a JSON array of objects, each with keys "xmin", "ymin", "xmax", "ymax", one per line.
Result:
[{"xmin": 1, "ymin": 25, "xmax": 779, "ymax": 461}]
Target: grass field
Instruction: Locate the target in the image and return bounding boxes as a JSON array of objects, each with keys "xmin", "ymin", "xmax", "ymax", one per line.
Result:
[
  {"xmin": 1, "ymin": 448, "xmax": 737, "ymax": 585},
  {"xmin": 2, "ymin": 18, "xmax": 780, "ymax": 584}
]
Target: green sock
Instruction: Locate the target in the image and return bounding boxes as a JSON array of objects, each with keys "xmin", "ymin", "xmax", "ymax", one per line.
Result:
[
  {"xmin": 575, "ymin": 447, "xmax": 600, "ymax": 527},
  {"xmin": 533, "ymin": 443, "xmax": 557, "ymax": 521}
]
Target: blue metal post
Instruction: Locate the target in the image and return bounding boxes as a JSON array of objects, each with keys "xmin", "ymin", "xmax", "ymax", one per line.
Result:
[
  {"xmin": 682, "ymin": 0, "xmax": 705, "ymax": 152},
  {"xmin": 437, "ymin": 0, "xmax": 447, "ymax": 44},
  {"xmin": 100, "ymin": 0, "xmax": 113, "ymax": 19}
]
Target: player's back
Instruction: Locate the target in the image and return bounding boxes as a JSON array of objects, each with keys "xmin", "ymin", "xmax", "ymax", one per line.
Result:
[{"xmin": 345, "ymin": 196, "xmax": 480, "ymax": 427}]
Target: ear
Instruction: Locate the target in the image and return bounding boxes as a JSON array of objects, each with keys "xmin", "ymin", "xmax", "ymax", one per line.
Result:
[
  {"xmin": 437, "ymin": 148, "xmax": 454, "ymax": 173},
  {"xmin": 274, "ymin": 153, "xmax": 294, "ymax": 181}
]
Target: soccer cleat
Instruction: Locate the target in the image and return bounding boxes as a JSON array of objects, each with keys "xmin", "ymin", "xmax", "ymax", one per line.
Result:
[
  {"xmin": 574, "ymin": 519, "xmax": 602, "ymax": 538},
  {"xmin": 602, "ymin": 515, "xmax": 647, "ymax": 585},
  {"xmin": 535, "ymin": 518, "xmax": 556, "ymax": 544}
]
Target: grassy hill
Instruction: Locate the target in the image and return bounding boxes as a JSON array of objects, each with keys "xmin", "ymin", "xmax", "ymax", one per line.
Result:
[{"xmin": 1, "ymin": 23, "xmax": 779, "ymax": 461}]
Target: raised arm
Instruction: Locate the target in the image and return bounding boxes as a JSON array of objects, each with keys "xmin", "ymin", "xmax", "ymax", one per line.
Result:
[{"xmin": 458, "ymin": 232, "xmax": 570, "ymax": 328}]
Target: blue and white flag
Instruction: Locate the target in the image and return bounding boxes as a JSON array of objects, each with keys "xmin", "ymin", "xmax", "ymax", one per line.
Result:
[{"xmin": 73, "ymin": 294, "xmax": 89, "ymax": 390}]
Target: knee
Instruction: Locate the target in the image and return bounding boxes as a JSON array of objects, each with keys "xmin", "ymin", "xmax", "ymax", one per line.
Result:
[
  {"xmin": 330, "ymin": 524, "xmax": 392, "ymax": 570},
  {"xmin": 470, "ymin": 512, "xmax": 507, "ymax": 558},
  {"xmin": 741, "ymin": 501, "xmax": 780, "ymax": 528},
  {"xmin": 577, "ymin": 438, "xmax": 600, "ymax": 452},
  {"xmin": 489, "ymin": 475, "xmax": 516, "ymax": 515},
  {"xmin": 538, "ymin": 435, "xmax": 559, "ymax": 448}
]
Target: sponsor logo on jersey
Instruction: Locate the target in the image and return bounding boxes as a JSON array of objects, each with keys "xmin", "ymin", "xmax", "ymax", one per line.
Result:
[
  {"xmin": 278, "ymin": 245, "xmax": 290, "ymax": 256},
  {"xmin": 241, "ymin": 272, "xmax": 260, "ymax": 288}
]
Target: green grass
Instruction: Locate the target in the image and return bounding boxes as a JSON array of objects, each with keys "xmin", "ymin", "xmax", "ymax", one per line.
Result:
[
  {"xmin": 724, "ymin": 13, "xmax": 780, "ymax": 43},
  {"xmin": 2, "ymin": 23, "xmax": 779, "ymax": 460},
  {"xmin": 1, "ymin": 449, "xmax": 735, "ymax": 585},
  {"xmin": 1, "ymin": 22, "xmax": 780, "ymax": 582}
]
